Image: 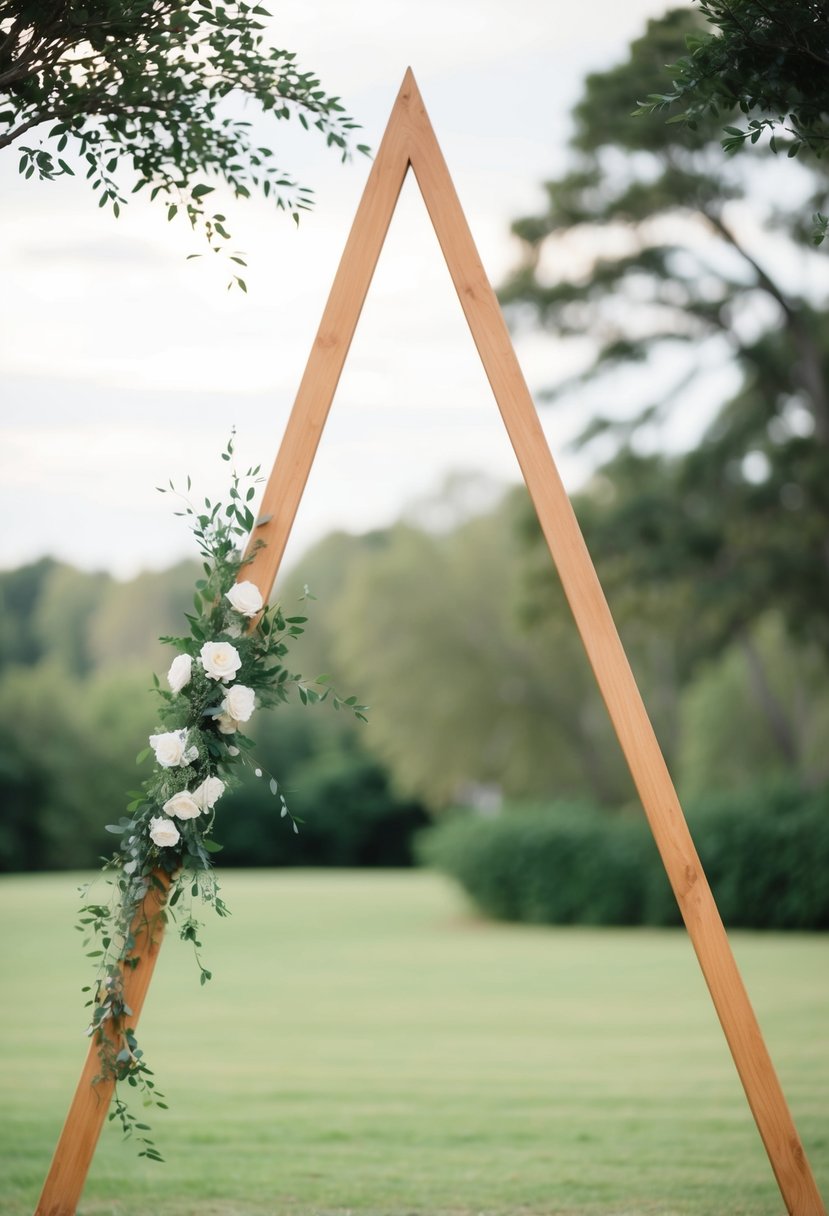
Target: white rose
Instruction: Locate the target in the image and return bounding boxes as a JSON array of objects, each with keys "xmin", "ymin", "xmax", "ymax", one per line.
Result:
[
  {"xmin": 222, "ymin": 684, "xmax": 255, "ymax": 723},
  {"xmin": 225, "ymin": 580, "xmax": 264, "ymax": 617},
  {"xmin": 149, "ymin": 815, "xmax": 181, "ymax": 848},
  {"xmin": 216, "ymin": 712, "xmax": 238, "ymax": 734},
  {"xmin": 193, "ymin": 776, "xmax": 225, "ymax": 811},
  {"xmin": 163, "ymin": 790, "xmax": 202, "ymax": 820},
  {"xmin": 200, "ymin": 641, "xmax": 242, "ymax": 682},
  {"xmin": 167, "ymin": 653, "xmax": 192, "ymax": 694},
  {"xmin": 149, "ymin": 729, "xmax": 188, "ymax": 768}
]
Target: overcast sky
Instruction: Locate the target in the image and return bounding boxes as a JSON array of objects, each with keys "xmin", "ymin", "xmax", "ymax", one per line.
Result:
[{"xmin": 0, "ymin": 0, "xmax": 677, "ymax": 583}]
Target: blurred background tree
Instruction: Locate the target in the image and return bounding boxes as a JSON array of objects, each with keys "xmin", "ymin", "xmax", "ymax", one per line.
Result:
[{"xmin": 499, "ymin": 8, "xmax": 829, "ymax": 732}]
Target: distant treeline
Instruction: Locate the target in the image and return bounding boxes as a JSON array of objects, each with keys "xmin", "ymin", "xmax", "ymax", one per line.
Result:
[
  {"xmin": 0, "ymin": 555, "xmax": 427, "ymax": 872},
  {"xmin": 1, "ymin": 464, "xmax": 828, "ymax": 875}
]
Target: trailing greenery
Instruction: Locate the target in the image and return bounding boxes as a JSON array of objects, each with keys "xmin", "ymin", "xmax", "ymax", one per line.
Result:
[
  {"xmin": 419, "ymin": 783, "xmax": 829, "ymax": 931},
  {"xmin": 76, "ymin": 434, "xmax": 365, "ymax": 1160}
]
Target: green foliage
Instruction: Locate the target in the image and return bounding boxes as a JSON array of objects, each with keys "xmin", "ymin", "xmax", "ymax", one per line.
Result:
[
  {"xmin": 0, "ymin": 556, "xmax": 58, "ymax": 668},
  {"xmin": 526, "ymin": 433, "xmax": 829, "ymax": 673},
  {"xmin": 0, "ymin": 535, "xmax": 445, "ymax": 875},
  {"xmin": 419, "ymin": 803, "xmax": 647, "ymax": 926},
  {"xmin": 636, "ymin": 1, "xmax": 829, "ymax": 207},
  {"xmin": 0, "ymin": 0, "xmax": 368, "ymax": 278},
  {"xmin": 3, "ymin": 478, "xmax": 829, "ymax": 874},
  {"xmin": 0, "ymin": 660, "xmax": 155, "ymax": 871},
  {"xmin": 329, "ymin": 495, "xmax": 633, "ymax": 811},
  {"xmin": 178, "ymin": 690, "xmax": 429, "ymax": 869},
  {"xmin": 83, "ymin": 563, "xmax": 199, "ymax": 672},
  {"xmin": 219, "ymin": 739, "xmax": 428, "ymax": 867},
  {"xmin": 0, "ymin": 558, "xmax": 201, "ymax": 679},
  {"xmin": 677, "ymin": 614, "xmax": 829, "ymax": 797},
  {"xmin": 645, "ymin": 783, "xmax": 829, "ymax": 930},
  {"xmin": 76, "ymin": 434, "xmax": 366, "ymax": 1159},
  {"xmin": 421, "ymin": 782, "xmax": 829, "ymax": 931}
]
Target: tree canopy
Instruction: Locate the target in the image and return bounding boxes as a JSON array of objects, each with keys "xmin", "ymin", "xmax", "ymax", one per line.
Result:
[
  {"xmin": 0, "ymin": 1, "xmax": 366, "ymax": 280},
  {"xmin": 636, "ymin": 4, "xmax": 828, "ymax": 157},
  {"xmin": 499, "ymin": 7, "xmax": 829, "ymax": 657},
  {"xmin": 636, "ymin": 1, "xmax": 829, "ymax": 243}
]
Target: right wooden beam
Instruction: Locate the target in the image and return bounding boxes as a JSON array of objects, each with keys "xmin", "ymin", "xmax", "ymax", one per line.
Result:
[
  {"xmin": 404, "ymin": 69, "xmax": 825, "ymax": 1216},
  {"xmin": 248, "ymin": 67, "xmax": 825, "ymax": 1216}
]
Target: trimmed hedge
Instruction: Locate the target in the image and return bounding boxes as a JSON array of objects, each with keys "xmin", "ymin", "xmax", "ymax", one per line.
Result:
[{"xmin": 418, "ymin": 784, "xmax": 829, "ymax": 930}]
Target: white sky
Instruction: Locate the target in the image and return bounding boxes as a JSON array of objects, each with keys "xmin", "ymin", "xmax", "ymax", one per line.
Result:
[{"xmin": 0, "ymin": 0, "xmax": 677, "ymax": 581}]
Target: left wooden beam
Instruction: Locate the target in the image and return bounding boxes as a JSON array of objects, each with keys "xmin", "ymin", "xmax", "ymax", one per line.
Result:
[
  {"xmin": 32, "ymin": 70, "xmax": 414, "ymax": 1214},
  {"xmin": 35, "ymin": 871, "xmax": 170, "ymax": 1216}
]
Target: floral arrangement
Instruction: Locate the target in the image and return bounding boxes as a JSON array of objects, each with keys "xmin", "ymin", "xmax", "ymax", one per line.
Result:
[{"xmin": 77, "ymin": 436, "xmax": 365, "ymax": 1161}]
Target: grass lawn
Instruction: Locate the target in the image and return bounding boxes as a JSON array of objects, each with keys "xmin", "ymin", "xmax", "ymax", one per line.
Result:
[{"xmin": 0, "ymin": 868, "xmax": 826, "ymax": 1215}]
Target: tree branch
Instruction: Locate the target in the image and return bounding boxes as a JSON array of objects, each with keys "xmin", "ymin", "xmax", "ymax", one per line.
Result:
[
  {"xmin": 0, "ymin": 109, "xmax": 51, "ymax": 149},
  {"xmin": 699, "ymin": 207, "xmax": 829, "ymax": 442}
]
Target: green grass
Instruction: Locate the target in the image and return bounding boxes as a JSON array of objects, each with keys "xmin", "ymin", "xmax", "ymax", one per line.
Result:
[{"xmin": 1, "ymin": 869, "xmax": 826, "ymax": 1215}]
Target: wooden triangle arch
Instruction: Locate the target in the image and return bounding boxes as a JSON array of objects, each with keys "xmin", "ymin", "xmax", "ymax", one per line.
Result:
[{"xmin": 38, "ymin": 68, "xmax": 824, "ymax": 1216}]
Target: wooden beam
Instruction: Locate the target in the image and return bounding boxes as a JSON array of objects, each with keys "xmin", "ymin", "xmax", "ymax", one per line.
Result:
[
  {"xmin": 35, "ymin": 873, "xmax": 170, "ymax": 1216},
  {"xmin": 402, "ymin": 70, "xmax": 825, "ymax": 1216},
  {"xmin": 242, "ymin": 75, "xmax": 411, "ymax": 595}
]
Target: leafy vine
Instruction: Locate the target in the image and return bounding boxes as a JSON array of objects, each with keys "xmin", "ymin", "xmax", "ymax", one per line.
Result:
[{"xmin": 76, "ymin": 434, "xmax": 365, "ymax": 1160}]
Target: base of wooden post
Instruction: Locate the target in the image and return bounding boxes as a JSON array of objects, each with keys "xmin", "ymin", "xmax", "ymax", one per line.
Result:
[{"xmin": 35, "ymin": 872, "xmax": 169, "ymax": 1216}]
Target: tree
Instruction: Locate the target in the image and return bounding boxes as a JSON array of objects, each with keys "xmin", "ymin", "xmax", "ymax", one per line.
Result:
[
  {"xmin": 499, "ymin": 8, "xmax": 829, "ymax": 656},
  {"xmin": 635, "ymin": 2, "xmax": 828, "ymax": 227},
  {"xmin": 637, "ymin": 1, "xmax": 829, "ymax": 243},
  {"xmin": 328, "ymin": 495, "xmax": 634, "ymax": 810},
  {"xmin": 0, "ymin": 1, "xmax": 366, "ymax": 281},
  {"xmin": 528, "ymin": 443, "xmax": 829, "ymax": 772},
  {"xmin": 677, "ymin": 613, "xmax": 829, "ymax": 798}
]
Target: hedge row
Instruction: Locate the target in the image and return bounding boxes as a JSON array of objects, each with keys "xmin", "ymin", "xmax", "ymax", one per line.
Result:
[{"xmin": 418, "ymin": 783, "xmax": 829, "ymax": 930}]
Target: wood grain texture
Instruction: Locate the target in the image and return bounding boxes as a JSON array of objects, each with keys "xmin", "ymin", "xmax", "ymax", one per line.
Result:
[
  {"xmin": 241, "ymin": 79, "xmax": 411, "ymax": 595},
  {"xmin": 35, "ymin": 872, "xmax": 170, "ymax": 1216}
]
